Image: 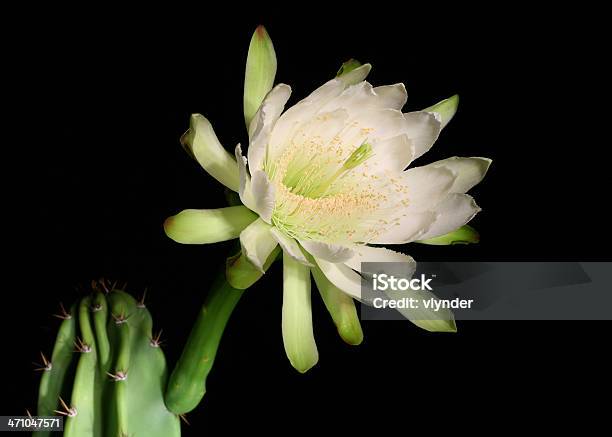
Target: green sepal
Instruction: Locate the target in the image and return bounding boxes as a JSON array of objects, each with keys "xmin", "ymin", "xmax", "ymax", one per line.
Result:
[
  {"xmin": 244, "ymin": 25, "xmax": 277, "ymax": 129},
  {"xmin": 226, "ymin": 245, "xmax": 281, "ymax": 289},
  {"xmin": 336, "ymin": 59, "xmax": 362, "ymax": 77},
  {"xmin": 415, "ymin": 225, "xmax": 480, "ymax": 246},
  {"xmin": 423, "ymin": 94, "xmax": 459, "ymax": 128}
]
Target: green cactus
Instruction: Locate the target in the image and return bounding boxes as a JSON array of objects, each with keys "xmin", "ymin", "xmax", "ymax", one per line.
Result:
[{"xmin": 35, "ymin": 275, "xmax": 244, "ymax": 436}]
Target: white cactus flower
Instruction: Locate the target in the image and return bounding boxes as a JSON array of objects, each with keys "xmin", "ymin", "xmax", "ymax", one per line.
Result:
[{"xmin": 164, "ymin": 26, "xmax": 491, "ymax": 373}]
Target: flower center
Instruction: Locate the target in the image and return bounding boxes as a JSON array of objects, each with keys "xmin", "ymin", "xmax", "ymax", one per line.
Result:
[{"xmin": 266, "ymin": 133, "xmax": 395, "ymax": 243}]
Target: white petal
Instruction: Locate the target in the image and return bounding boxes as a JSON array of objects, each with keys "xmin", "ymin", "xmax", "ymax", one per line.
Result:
[
  {"xmin": 299, "ymin": 240, "xmax": 354, "ymax": 263},
  {"xmin": 234, "ymin": 144, "xmax": 256, "ymax": 211},
  {"xmin": 239, "ymin": 218, "xmax": 278, "ymax": 272},
  {"xmin": 373, "ymin": 83, "xmax": 408, "ymax": 110},
  {"xmin": 418, "ymin": 194, "xmax": 481, "ymax": 240},
  {"xmin": 284, "ymin": 108, "xmax": 349, "ymax": 157},
  {"xmin": 370, "ymin": 133, "xmax": 415, "ymax": 172},
  {"xmin": 401, "ymin": 165, "xmax": 456, "ymax": 210},
  {"xmin": 368, "ymin": 210, "xmax": 437, "ymax": 245},
  {"xmin": 270, "ymin": 228, "xmax": 312, "ymax": 266},
  {"xmin": 329, "ymin": 109, "xmax": 407, "ymax": 159},
  {"xmin": 247, "ymin": 84, "xmax": 292, "ymax": 172},
  {"xmin": 320, "ymin": 82, "xmax": 406, "ymax": 114},
  {"xmin": 282, "ymin": 255, "xmax": 319, "ymax": 373},
  {"xmin": 268, "ymin": 79, "xmax": 346, "ymax": 162},
  {"xmin": 249, "ymin": 170, "xmax": 276, "ymax": 223},
  {"xmin": 345, "ymin": 246, "xmax": 416, "ymax": 276},
  {"xmin": 401, "ymin": 111, "xmax": 442, "ymax": 159},
  {"xmin": 314, "ymin": 257, "xmax": 364, "ymax": 301},
  {"xmin": 428, "ymin": 157, "xmax": 492, "ymax": 193},
  {"xmin": 235, "ymin": 144, "xmax": 276, "ymax": 221},
  {"xmin": 181, "ymin": 114, "xmax": 240, "ymax": 191}
]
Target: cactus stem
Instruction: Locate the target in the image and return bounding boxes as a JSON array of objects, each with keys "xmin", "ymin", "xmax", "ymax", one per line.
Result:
[
  {"xmin": 150, "ymin": 329, "xmax": 163, "ymax": 348},
  {"xmin": 53, "ymin": 302, "xmax": 71, "ymax": 320},
  {"xmin": 179, "ymin": 414, "xmax": 190, "ymax": 426},
  {"xmin": 33, "ymin": 351, "xmax": 52, "ymax": 372},
  {"xmin": 54, "ymin": 396, "xmax": 77, "ymax": 417},
  {"xmin": 137, "ymin": 288, "xmax": 148, "ymax": 308},
  {"xmin": 73, "ymin": 337, "xmax": 92, "ymax": 353},
  {"xmin": 106, "ymin": 370, "xmax": 128, "ymax": 382}
]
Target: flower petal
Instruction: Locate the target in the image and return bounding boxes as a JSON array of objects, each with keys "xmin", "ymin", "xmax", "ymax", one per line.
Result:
[
  {"xmin": 321, "ymin": 82, "xmax": 407, "ymax": 114},
  {"xmin": 249, "ymin": 170, "xmax": 276, "ymax": 223},
  {"xmin": 164, "ymin": 206, "xmax": 257, "ymax": 244},
  {"xmin": 428, "ymin": 157, "xmax": 492, "ymax": 193},
  {"xmin": 248, "ymin": 84, "xmax": 292, "ymax": 172},
  {"xmin": 269, "ymin": 228, "xmax": 312, "ymax": 266},
  {"xmin": 235, "ymin": 144, "xmax": 256, "ymax": 211},
  {"xmin": 370, "ymin": 133, "xmax": 415, "ymax": 172},
  {"xmin": 311, "ymin": 265, "xmax": 363, "ymax": 345},
  {"xmin": 239, "ymin": 218, "xmax": 278, "ymax": 272},
  {"xmin": 282, "ymin": 255, "xmax": 319, "ymax": 373},
  {"xmin": 368, "ymin": 210, "xmax": 437, "ymax": 244},
  {"xmin": 181, "ymin": 114, "xmax": 240, "ymax": 192},
  {"xmin": 418, "ymin": 194, "xmax": 481, "ymax": 240},
  {"xmin": 401, "ymin": 165, "xmax": 456, "ymax": 210},
  {"xmin": 299, "ymin": 240, "xmax": 354, "ymax": 263},
  {"xmin": 344, "ymin": 246, "xmax": 416, "ymax": 276},
  {"xmin": 423, "ymin": 94, "xmax": 459, "ymax": 129},
  {"xmin": 373, "ymin": 84, "xmax": 408, "ymax": 110},
  {"xmin": 314, "ymin": 257, "xmax": 363, "ymax": 301},
  {"xmin": 267, "ymin": 79, "xmax": 346, "ymax": 163},
  {"xmin": 401, "ymin": 111, "xmax": 442, "ymax": 159},
  {"xmin": 235, "ymin": 145, "xmax": 276, "ymax": 221},
  {"xmin": 244, "ymin": 25, "xmax": 277, "ymax": 128}
]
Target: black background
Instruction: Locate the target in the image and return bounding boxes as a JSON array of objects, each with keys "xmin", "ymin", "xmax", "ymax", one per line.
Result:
[{"xmin": 4, "ymin": 6, "xmax": 609, "ymax": 434}]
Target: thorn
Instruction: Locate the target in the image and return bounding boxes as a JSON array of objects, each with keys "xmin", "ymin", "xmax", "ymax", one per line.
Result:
[
  {"xmin": 106, "ymin": 369, "xmax": 128, "ymax": 381},
  {"xmin": 179, "ymin": 413, "xmax": 190, "ymax": 426},
  {"xmin": 53, "ymin": 303, "xmax": 71, "ymax": 320},
  {"xmin": 121, "ymin": 281, "xmax": 128, "ymax": 291},
  {"xmin": 25, "ymin": 409, "xmax": 33, "ymax": 419},
  {"xmin": 74, "ymin": 337, "xmax": 92, "ymax": 353},
  {"xmin": 91, "ymin": 302, "xmax": 103, "ymax": 312},
  {"xmin": 137, "ymin": 288, "xmax": 148, "ymax": 308},
  {"xmin": 33, "ymin": 351, "xmax": 53, "ymax": 371},
  {"xmin": 150, "ymin": 329, "xmax": 163, "ymax": 348},
  {"xmin": 91, "ymin": 279, "xmax": 99, "ymax": 292},
  {"xmin": 112, "ymin": 309, "xmax": 130, "ymax": 325},
  {"xmin": 110, "ymin": 280, "xmax": 118, "ymax": 291},
  {"xmin": 100, "ymin": 278, "xmax": 111, "ymax": 294},
  {"xmin": 54, "ymin": 397, "xmax": 77, "ymax": 417}
]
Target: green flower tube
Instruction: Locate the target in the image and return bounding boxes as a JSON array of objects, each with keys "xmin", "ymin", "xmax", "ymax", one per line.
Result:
[{"xmin": 164, "ymin": 272, "xmax": 244, "ymax": 414}]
